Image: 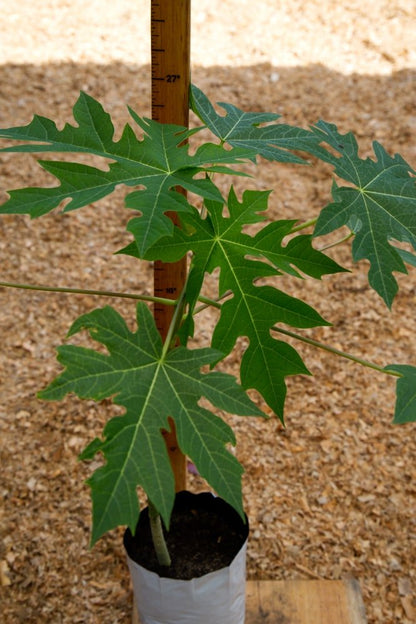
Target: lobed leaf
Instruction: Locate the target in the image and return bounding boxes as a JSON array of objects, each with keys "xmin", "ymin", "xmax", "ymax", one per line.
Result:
[
  {"xmin": 384, "ymin": 365, "xmax": 416, "ymax": 424},
  {"xmin": 0, "ymin": 92, "xmax": 249, "ymax": 254},
  {"xmin": 310, "ymin": 121, "xmax": 416, "ymax": 307},
  {"xmin": 190, "ymin": 84, "xmax": 326, "ymax": 164},
  {"xmin": 144, "ymin": 188, "xmax": 344, "ymax": 419},
  {"xmin": 39, "ymin": 303, "xmax": 263, "ymax": 544}
]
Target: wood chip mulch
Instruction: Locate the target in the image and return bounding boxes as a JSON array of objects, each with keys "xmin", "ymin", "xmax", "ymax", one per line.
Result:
[{"xmin": 1, "ymin": 2, "xmax": 415, "ymax": 622}]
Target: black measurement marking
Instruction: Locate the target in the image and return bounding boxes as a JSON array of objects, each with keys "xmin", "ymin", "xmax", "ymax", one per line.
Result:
[{"xmin": 165, "ymin": 287, "xmax": 176, "ymax": 294}]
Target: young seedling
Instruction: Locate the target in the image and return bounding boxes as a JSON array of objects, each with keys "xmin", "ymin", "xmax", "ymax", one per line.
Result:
[{"xmin": 0, "ymin": 85, "xmax": 415, "ymax": 562}]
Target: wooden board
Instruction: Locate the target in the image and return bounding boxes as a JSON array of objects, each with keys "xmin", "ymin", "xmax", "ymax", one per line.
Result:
[
  {"xmin": 132, "ymin": 579, "xmax": 367, "ymax": 623},
  {"xmin": 245, "ymin": 579, "xmax": 367, "ymax": 623}
]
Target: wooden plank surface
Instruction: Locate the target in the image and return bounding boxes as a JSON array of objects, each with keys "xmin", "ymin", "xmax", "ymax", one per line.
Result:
[
  {"xmin": 245, "ymin": 579, "xmax": 367, "ymax": 623},
  {"xmin": 132, "ymin": 579, "xmax": 367, "ymax": 623}
]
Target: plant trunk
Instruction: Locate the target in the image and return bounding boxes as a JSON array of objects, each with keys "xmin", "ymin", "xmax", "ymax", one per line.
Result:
[{"xmin": 148, "ymin": 499, "xmax": 171, "ymax": 567}]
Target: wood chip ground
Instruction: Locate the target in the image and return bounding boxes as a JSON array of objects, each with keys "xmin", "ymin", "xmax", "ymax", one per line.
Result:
[{"xmin": 0, "ymin": 1, "xmax": 415, "ymax": 622}]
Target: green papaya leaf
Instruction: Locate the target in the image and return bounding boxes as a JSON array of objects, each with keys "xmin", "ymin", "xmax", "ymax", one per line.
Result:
[
  {"xmin": 39, "ymin": 302, "xmax": 263, "ymax": 544},
  {"xmin": 143, "ymin": 188, "xmax": 344, "ymax": 419},
  {"xmin": 384, "ymin": 365, "xmax": 416, "ymax": 424},
  {"xmin": 310, "ymin": 121, "xmax": 416, "ymax": 307},
  {"xmin": 0, "ymin": 92, "xmax": 250, "ymax": 255},
  {"xmin": 190, "ymin": 84, "xmax": 326, "ymax": 164}
]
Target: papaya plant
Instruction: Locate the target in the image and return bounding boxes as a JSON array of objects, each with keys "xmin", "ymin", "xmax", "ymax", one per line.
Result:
[{"xmin": 0, "ymin": 85, "xmax": 415, "ymax": 560}]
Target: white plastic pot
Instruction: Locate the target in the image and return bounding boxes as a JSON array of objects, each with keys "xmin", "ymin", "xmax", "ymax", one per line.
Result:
[{"xmin": 124, "ymin": 492, "xmax": 249, "ymax": 624}]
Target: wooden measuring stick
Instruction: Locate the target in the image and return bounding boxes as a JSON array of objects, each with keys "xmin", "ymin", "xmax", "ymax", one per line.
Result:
[{"xmin": 151, "ymin": 0, "xmax": 191, "ymax": 492}]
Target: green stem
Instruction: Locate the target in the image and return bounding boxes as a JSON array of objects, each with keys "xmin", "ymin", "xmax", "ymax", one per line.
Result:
[
  {"xmin": 146, "ymin": 279, "xmax": 194, "ymax": 564},
  {"xmin": 194, "ymin": 294, "xmax": 223, "ymax": 314},
  {"xmin": 147, "ymin": 499, "xmax": 171, "ymax": 567},
  {"xmin": 272, "ymin": 325, "xmax": 402, "ymax": 378},
  {"xmin": 289, "ymin": 217, "xmax": 317, "ymax": 233},
  {"xmin": 318, "ymin": 231, "xmax": 354, "ymax": 251},
  {"xmin": 0, "ymin": 280, "xmax": 227, "ymax": 314},
  {"xmin": 161, "ymin": 271, "xmax": 192, "ymax": 357},
  {"xmin": 0, "ymin": 280, "xmax": 176, "ymax": 307}
]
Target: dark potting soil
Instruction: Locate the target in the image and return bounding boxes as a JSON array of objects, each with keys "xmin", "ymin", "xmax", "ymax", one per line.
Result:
[{"xmin": 124, "ymin": 491, "xmax": 249, "ymax": 580}]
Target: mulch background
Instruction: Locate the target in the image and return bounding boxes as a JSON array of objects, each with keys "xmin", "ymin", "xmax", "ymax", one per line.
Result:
[{"xmin": 1, "ymin": 1, "xmax": 415, "ymax": 622}]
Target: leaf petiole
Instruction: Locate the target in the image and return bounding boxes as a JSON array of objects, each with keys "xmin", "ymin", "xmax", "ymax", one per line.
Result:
[
  {"xmin": 0, "ymin": 279, "xmax": 227, "ymax": 321},
  {"xmin": 161, "ymin": 272, "xmax": 192, "ymax": 357},
  {"xmin": 272, "ymin": 325, "xmax": 402, "ymax": 378},
  {"xmin": 288, "ymin": 217, "xmax": 317, "ymax": 233},
  {"xmin": 318, "ymin": 231, "xmax": 354, "ymax": 251},
  {"xmin": 0, "ymin": 280, "xmax": 177, "ymax": 307}
]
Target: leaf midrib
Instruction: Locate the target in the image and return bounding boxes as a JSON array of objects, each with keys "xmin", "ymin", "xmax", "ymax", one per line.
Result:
[{"xmin": 95, "ymin": 357, "xmax": 167, "ymax": 536}]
